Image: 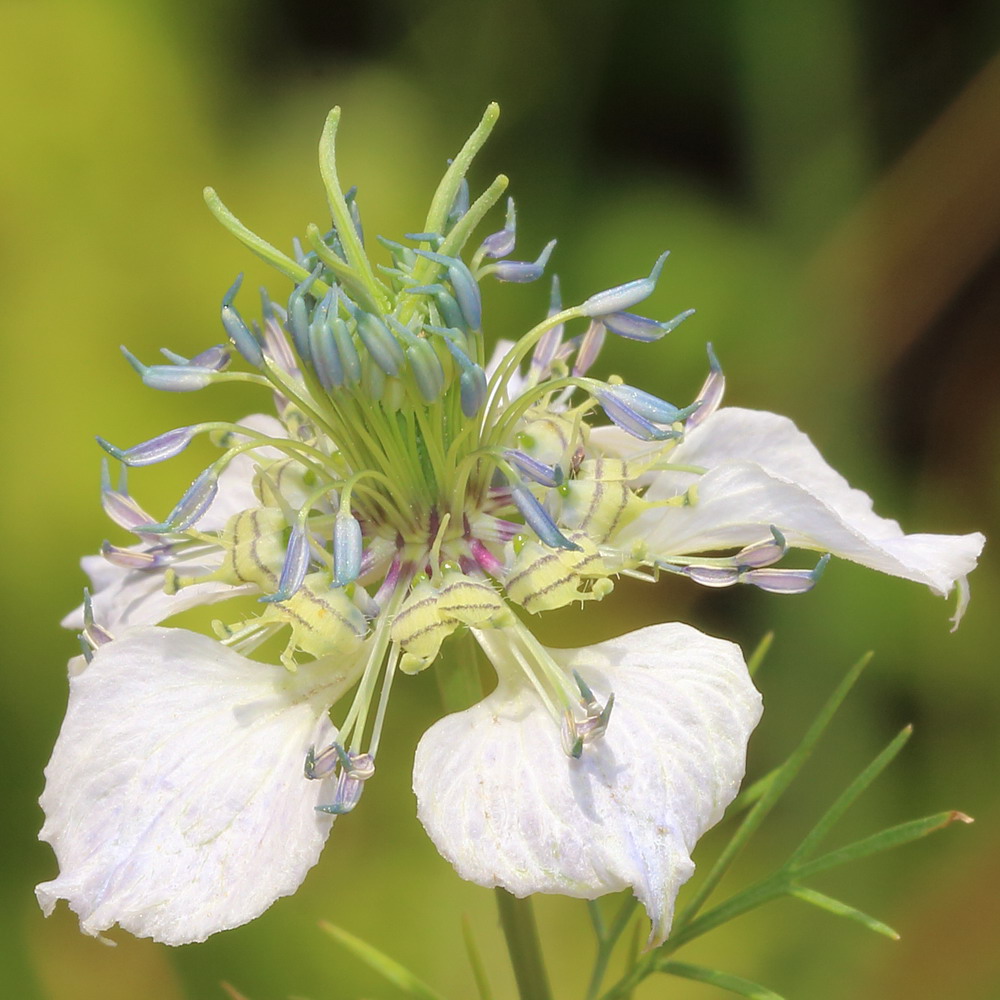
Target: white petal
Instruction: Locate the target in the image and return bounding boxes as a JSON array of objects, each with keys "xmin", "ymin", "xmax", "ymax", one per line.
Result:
[
  {"xmin": 631, "ymin": 407, "xmax": 984, "ymax": 602},
  {"xmin": 413, "ymin": 623, "xmax": 761, "ymax": 945},
  {"xmin": 37, "ymin": 627, "xmax": 361, "ymax": 944}
]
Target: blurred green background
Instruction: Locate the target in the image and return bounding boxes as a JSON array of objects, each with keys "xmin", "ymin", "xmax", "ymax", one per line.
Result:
[{"xmin": 2, "ymin": 1, "xmax": 998, "ymax": 997}]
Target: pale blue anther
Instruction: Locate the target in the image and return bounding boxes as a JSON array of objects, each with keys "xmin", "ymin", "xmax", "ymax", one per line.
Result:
[
  {"xmin": 260, "ymin": 524, "xmax": 311, "ymax": 603},
  {"xmin": 736, "ymin": 527, "xmax": 788, "ymax": 569},
  {"xmin": 220, "ymin": 274, "xmax": 264, "ymax": 367},
  {"xmin": 409, "ymin": 284, "xmax": 468, "ymax": 332},
  {"xmin": 597, "ymin": 387, "xmax": 694, "ymax": 442},
  {"xmin": 333, "ymin": 511, "xmax": 364, "ymax": 587},
  {"xmin": 141, "ymin": 364, "xmax": 219, "ymax": 392},
  {"xmin": 478, "ymin": 197, "xmax": 517, "ymax": 259},
  {"xmin": 601, "ymin": 385, "xmax": 700, "ymax": 426},
  {"xmin": 100, "ymin": 460, "xmax": 154, "ymax": 532},
  {"xmin": 141, "ymin": 467, "xmax": 219, "ymax": 533},
  {"xmin": 602, "ymin": 307, "xmax": 694, "ymax": 343},
  {"xmin": 387, "ymin": 318, "xmax": 445, "ymax": 402},
  {"xmin": 504, "ymin": 449, "xmax": 563, "ymax": 488},
  {"xmin": 511, "ymin": 485, "xmax": 581, "ymax": 551},
  {"xmin": 412, "ymin": 248, "xmax": 482, "ymax": 330},
  {"xmin": 490, "ymin": 239, "xmax": 556, "ymax": 284},
  {"xmin": 744, "ymin": 554, "xmax": 830, "ymax": 594},
  {"xmin": 287, "ymin": 267, "xmax": 323, "ymax": 365},
  {"xmin": 354, "ymin": 309, "xmax": 405, "ymax": 377},
  {"xmin": 581, "ymin": 251, "xmax": 670, "ymax": 317},
  {"xmin": 309, "ymin": 311, "xmax": 345, "ymax": 391},
  {"xmin": 441, "ymin": 336, "xmax": 487, "ymax": 417},
  {"xmin": 97, "ymin": 426, "xmax": 196, "ymax": 467}
]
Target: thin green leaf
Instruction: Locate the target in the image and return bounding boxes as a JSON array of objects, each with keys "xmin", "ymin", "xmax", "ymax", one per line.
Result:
[
  {"xmin": 673, "ymin": 652, "xmax": 873, "ymax": 930},
  {"xmin": 658, "ymin": 961, "xmax": 786, "ymax": 999},
  {"xmin": 462, "ymin": 914, "xmax": 494, "ymax": 1000},
  {"xmin": 746, "ymin": 631, "xmax": 774, "ymax": 677},
  {"xmin": 789, "ymin": 726, "xmax": 912, "ymax": 864},
  {"xmin": 789, "ymin": 886, "xmax": 899, "ymax": 940},
  {"xmin": 319, "ymin": 922, "xmax": 448, "ymax": 1000},
  {"xmin": 794, "ymin": 810, "xmax": 973, "ymax": 882}
]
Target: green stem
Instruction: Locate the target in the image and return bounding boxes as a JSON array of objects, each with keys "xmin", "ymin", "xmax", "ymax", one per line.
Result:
[{"xmin": 495, "ymin": 890, "xmax": 553, "ymax": 1000}]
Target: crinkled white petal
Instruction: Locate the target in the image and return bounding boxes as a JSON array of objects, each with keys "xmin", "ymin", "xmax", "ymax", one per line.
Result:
[
  {"xmin": 37, "ymin": 627, "xmax": 361, "ymax": 945},
  {"xmin": 620, "ymin": 408, "xmax": 984, "ymax": 605},
  {"xmin": 413, "ymin": 623, "xmax": 761, "ymax": 945}
]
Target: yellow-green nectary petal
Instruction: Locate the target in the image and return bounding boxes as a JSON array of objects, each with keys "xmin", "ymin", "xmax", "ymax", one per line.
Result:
[
  {"xmin": 36, "ymin": 627, "xmax": 363, "ymax": 945},
  {"xmin": 412, "ymin": 622, "xmax": 762, "ymax": 946}
]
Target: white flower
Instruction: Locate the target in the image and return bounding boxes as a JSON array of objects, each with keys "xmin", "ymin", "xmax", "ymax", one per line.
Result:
[{"xmin": 38, "ymin": 106, "xmax": 982, "ymax": 947}]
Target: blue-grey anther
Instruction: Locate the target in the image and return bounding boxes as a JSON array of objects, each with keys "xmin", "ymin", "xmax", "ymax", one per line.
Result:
[
  {"xmin": 121, "ymin": 347, "xmax": 221, "ymax": 392},
  {"xmin": 260, "ymin": 524, "xmax": 312, "ymax": 603},
  {"xmin": 287, "ymin": 267, "xmax": 323, "ymax": 364},
  {"xmin": 333, "ymin": 511, "xmax": 363, "ymax": 587},
  {"xmin": 490, "ymin": 239, "xmax": 556, "ymax": 284},
  {"xmin": 413, "ymin": 249, "xmax": 482, "ymax": 330},
  {"xmin": 354, "ymin": 309, "xmax": 404, "ymax": 377},
  {"xmin": 143, "ymin": 467, "xmax": 219, "ymax": 533},
  {"xmin": 511, "ymin": 485, "xmax": 581, "ymax": 551},
  {"xmin": 580, "ymin": 251, "xmax": 670, "ymax": 317},
  {"xmin": 504, "ymin": 449, "xmax": 563, "ymax": 488},
  {"xmin": 601, "ymin": 385, "xmax": 700, "ymax": 425},
  {"xmin": 598, "ymin": 394, "xmax": 684, "ymax": 441},
  {"xmin": 97, "ymin": 426, "xmax": 196, "ymax": 467},
  {"xmin": 221, "ymin": 274, "xmax": 264, "ymax": 367},
  {"xmin": 386, "ymin": 318, "xmax": 446, "ymax": 402},
  {"xmin": 309, "ymin": 300, "xmax": 345, "ymax": 390},
  {"xmin": 479, "ymin": 197, "xmax": 517, "ymax": 258},
  {"xmin": 141, "ymin": 365, "xmax": 220, "ymax": 393},
  {"xmin": 441, "ymin": 336, "xmax": 487, "ymax": 417},
  {"xmin": 329, "ymin": 315, "xmax": 361, "ymax": 384},
  {"xmin": 603, "ymin": 308, "xmax": 694, "ymax": 343}
]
